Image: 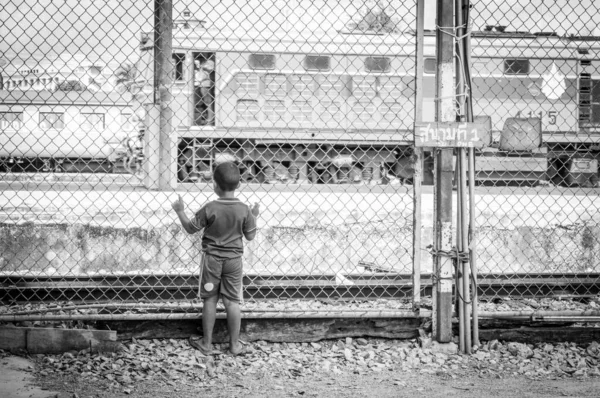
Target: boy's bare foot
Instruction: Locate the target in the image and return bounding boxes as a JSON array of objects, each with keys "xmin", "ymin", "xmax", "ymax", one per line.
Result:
[
  {"xmin": 228, "ymin": 342, "xmax": 246, "ymax": 356},
  {"xmin": 189, "ymin": 335, "xmax": 213, "ymax": 356}
]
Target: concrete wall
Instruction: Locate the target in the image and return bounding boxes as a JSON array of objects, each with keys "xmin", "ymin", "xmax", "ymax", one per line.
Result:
[{"xmin": 0, "ymin": 189, "xmax": 599, "ymax": 276}]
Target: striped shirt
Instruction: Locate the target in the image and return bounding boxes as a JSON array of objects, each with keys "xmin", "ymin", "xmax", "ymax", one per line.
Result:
[{"xmin": 190, "ymin": 197, "xmax": 256, "ymax": 258}]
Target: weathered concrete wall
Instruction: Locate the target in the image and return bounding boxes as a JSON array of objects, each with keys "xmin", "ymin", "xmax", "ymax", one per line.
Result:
[
  {"xmin": 470, "ymin": 193, "xmax": 600, "ymax": 273},
  {"xmin": 0, "ymin": 189, "xmax": 599, "ymax": 275}
]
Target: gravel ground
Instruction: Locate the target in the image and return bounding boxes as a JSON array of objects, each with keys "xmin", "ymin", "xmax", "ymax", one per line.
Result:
[
  {"xmin": 2, "ymin": 297, "xmax": 599, "ymax": 396},
  {"xmin": 8, "ymin": 336, "xmax": 600, "ymax": 398}
]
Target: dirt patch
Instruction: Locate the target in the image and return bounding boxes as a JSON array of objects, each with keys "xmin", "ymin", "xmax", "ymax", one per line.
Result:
[
  {"xmin": 27, "ymin": 368, "xmax": 600, "ymax": 398},
  {"xmin": 0, "ymin": 356, "xmax": 58, "ymax": 398}
]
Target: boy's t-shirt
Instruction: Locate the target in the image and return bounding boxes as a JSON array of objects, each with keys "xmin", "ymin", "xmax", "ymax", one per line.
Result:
[{"xmin": 190, "ymin": 197, "xmax": 256, "ymax": 258}]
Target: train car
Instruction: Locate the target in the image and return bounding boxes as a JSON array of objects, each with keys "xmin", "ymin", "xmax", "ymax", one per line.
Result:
[
  {"xmin": 132, "ymin": 12, "xmax": 600, "ymax": 187},
  {"xmin": 0, "ymin": 56, "xmax": 142, "ymax": 174},
  {"xmin": 456, "ymin": 28, "xmax": 600, "ymax": 187},
  {"xmin": 135, "ymin": 17, "xmax": 420, "ymax": 185}
]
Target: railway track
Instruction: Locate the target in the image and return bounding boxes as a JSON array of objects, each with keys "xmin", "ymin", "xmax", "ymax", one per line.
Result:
[{"xmin": 1, "ymin": 273, "xmax": 599, "ymax": 304}]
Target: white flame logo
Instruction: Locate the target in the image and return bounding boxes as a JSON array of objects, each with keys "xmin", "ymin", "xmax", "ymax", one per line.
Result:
[{"xmin": 541, "ymin": 62, "xmax": 566, "ymax": 100}]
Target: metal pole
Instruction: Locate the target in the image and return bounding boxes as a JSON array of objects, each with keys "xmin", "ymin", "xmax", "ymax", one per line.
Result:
[
  {"xmin": 460, "ymin": 149, "xmax": 471, "ymax": 353},
  {"xmin": 468, "ymin": 148, "xmax": 478, "ymax": 347},
  {"xmin": 455, "ymin": 0, "xmax": 472, "ymax": 354},
  {"xmin": 155, "ymin": 0, "xmax": 174, "ymax": 190},
  {"xmin": 456, "ymin": 153, "xmax": 465, "ymax": 351},
  {"xmin": 0, "ymin": 310, "xmax": 423, "ymax": 322},
  {"xmin": 433, "ymin": 0, "xmax": 455, "ymax": 343},
  {"xmin": 455, "ymin": 8, "xmax": 465, "ymax": 347},
  {"xmin": 3, "ymin": 309, "xmax": 600, "ymax": 323},
  {"xmin": 412, "ymin": 0, "xmax": 425, "ymax": 312},
  {"xmin": 462, "ymin": 0, "xmax": 480, "ymax": 348}
]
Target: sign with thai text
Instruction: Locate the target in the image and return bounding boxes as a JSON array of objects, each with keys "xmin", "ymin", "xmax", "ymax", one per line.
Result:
[{"xmin": 414, "ymin": 122, "xmax": 490, "ymax": 148}]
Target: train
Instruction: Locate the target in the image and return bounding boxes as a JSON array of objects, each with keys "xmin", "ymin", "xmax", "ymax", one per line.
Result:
[
  {"xmin": 0, "ymin": 55, "xmax": 142, "ymax": 174},
  {"xmin": 2, "ymin": 10, "xmax": 600, "ymax": 187},
  {"xmin": 129, "ymin": 11, "xmax": 600, "ymax": 187}
]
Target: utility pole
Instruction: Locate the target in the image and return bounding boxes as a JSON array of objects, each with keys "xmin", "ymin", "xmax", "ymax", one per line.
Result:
[
  {"xmin": 433, "ymin": 0, "xmax": 455, "ymax": 342},
  {"xmin": 145, "ymin": 0, "xmax": 174, "ymax": 190}
]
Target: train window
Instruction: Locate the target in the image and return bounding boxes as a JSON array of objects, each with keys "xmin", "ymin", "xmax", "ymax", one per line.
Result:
[
  {"xmin": 365, "ymin": 57, "xmax": 391, "ymax": 73},
  {"xmin": 353, "ymin": 76, "xmax": 377, "ymax": 98},
  {"xmin": 265, "ymin": 74, "xmax": 287, "ymax": 97},
  {"xmin": 321, "ymin": 100, "xmax": 342, "ymax": 122},
  {"xmin": 291, "ymin": 100, "xmax": 312, "ymax": 122},
  {"xmin": 236, "ymin": 100, "xmax": 259, "ymax": 121},
  {"xmin": 56, "ymin": 80, "xmax": 86, "ymax": 92},
  {"xmin": 504, "ymin": 59, "xmax": 530, "ymax": 75},
  {"xmin": 172, "ymin": 53, "xmax": 185, "ymax": 81},
  {"xmin": 74, "ymin": 65, "xmax": 103, "ymax": 78},
  {"xmin": 79, "ymin": 113, "xmax": 105, "ymax": 131},
  {"xmin": 379, "ymin": 77, "xmax": 404, "ymax": 100},
  {"xmin": 13, "ymin": 79, "xmax": 28, "ymax": 90},
  {"xmin": 249, "ymin": 54, "xmax": 276, "ymax": 69},
  {"xmin": 381, "ymin": 102, "xmax": 403, "ymax": 122},
  {"xmin": 0, "ymin": 112, "xmax": 23, "ymax": 130},
  {"xmin": 264, "ymin": 99, "xmax": 286, "ymax": 122},
  {"xmin": 291, "ymin": 75, "xmax": 315, "ymax": 97},
  {"xmin": 304, "ymin": 56, "xmax": 331, "ymax": 71},
  {"xmin": 319, "ymin": 75, "xmax": 345, "ymax": 98},
  {"xmin": 18, "ymin": 67, "xmax": 39, "ymax": 75},
  {"xmin": 352, "ymin": 102, "xmax": 375, "ymax": 122},
  {"xmin": 39, "ymin": 112, "xmax": 64, "ymax": 130},
  {"xmin": 235, "ymin": 73, "xmax": 259, "ymax": 97},
  {"xmin": 424, "ymin": 58, "xmax": 436, "ymax": 74}
]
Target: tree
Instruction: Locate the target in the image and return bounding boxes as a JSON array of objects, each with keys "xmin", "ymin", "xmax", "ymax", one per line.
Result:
[
  {"xmin": 345, "ymin": 1, "xmax": 402, "ymax": 34},
  {"xmin": 113, "ymin": 62, "xmax": 138, "ymax": 94}
]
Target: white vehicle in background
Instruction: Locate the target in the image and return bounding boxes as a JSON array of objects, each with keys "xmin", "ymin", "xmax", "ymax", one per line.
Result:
[{"xmin": 0, "ymin": 54, "xmax": 143, "ymax": 174}]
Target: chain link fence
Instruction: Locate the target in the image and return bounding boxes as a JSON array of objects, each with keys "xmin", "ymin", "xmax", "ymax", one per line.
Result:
[
  {"xmin": 0, "ymin": 0, "xmax": 420, "ymax": 319},
  {"xmin": 0, "ymin": 0, "xmax": 599, "ymax": 322},
  {"xmin": 468, "ymin": 0, "xmax": 600, "ymax": 306}
]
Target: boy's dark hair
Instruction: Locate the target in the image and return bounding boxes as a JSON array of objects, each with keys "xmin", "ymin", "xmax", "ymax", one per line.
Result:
[{"xmin": 213, "ymin": 162, "xmax": 240, "ymax": 191}]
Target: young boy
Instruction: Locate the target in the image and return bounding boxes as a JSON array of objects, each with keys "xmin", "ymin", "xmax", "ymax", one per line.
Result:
[{"xmin": 172, "ymin": 161, "xmax": 259, "ymax": 356}]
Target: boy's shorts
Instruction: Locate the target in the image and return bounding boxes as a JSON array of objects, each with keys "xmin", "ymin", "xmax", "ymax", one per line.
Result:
[{"xmin": 199, "ymin": 253, "xmax": 243, "ymax": 303}]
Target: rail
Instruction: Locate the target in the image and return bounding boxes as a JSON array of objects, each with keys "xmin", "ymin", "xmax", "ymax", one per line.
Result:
[{"xmin": 2, "ymin": 273, "xmax": 598, "ymax": 303}]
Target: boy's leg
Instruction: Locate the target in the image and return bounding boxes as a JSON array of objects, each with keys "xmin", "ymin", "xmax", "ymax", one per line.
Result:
[
  {"xmin": 239, "ymin": 281, "xmax": 244, "ymax": 305},
  {"xmin": 222, "ymin": 296, "xmax": 242, "ymax": 354},
  {"xmin": 219, "ymin": 256, "xmax": 244, "ymax": 354},
  {"xmin": 193, "ymin": 253, "xmax": 221, "ymax": 353},
  {"xmin": 201, "ymin": 294, "xmax": 219, "ymax": 346}
]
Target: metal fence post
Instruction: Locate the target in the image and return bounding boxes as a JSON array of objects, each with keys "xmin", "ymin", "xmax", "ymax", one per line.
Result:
[
  {"xmin": 433, "ymin": 0, "xmax": 455, "ymax": 342},
  {"xmin": 412, "ymin": 0, "xmax": 425, "ymax": 311}
]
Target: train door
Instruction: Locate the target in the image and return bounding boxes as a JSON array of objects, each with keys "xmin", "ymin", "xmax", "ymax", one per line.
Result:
[
  {"xmin": 591, "ymin": 79, "xmax": 600, "ymax": 124},
  {"xmin": 563, "ymin": 61, "xmax": 600, "ymax": 187},
  {"xmin": 577, "ymin": 59, "xmax": 600, "ymax": 126},
  {"xmin": 192, "ymin": 52, "xmax": 215, "ymax": 126}
]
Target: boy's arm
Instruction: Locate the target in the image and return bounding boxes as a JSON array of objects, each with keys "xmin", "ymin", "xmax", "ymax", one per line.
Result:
[
  {"xmin": 243, "ymin": 202, "xmax": 260, "ymax": 241},
  {"xmin": 172, "ymin": 195, "xmax": 201, "ymax": 234},
  {"xmin": 175, "ymin": 210, "xmax": 198, "ymax": 234},
  {"xmin": 244, "ymin": 225, "xmax": 257, "ymax": 241}
]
